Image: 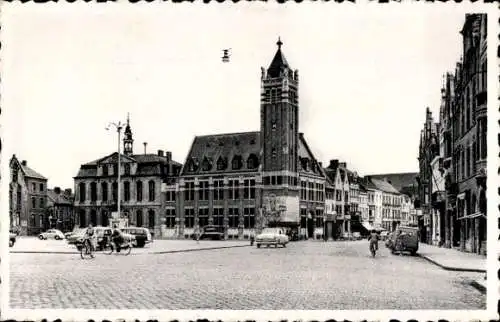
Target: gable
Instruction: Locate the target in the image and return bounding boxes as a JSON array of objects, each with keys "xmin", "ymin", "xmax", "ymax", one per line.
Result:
[
  {"xmin": 96, "ymin": 152, "xmax": 136, "ymax": 165},
  {"xmin": 298, "ymin": 134, "xmax": 325, "ymax": 178}
]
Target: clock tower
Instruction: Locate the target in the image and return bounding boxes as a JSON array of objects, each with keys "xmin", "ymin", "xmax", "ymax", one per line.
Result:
[{"xmin": 260, "ymin": 38, "xmax": 300, "ymax": 226}]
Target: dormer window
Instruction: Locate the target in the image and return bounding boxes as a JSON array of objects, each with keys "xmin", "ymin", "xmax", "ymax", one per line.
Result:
[
  {"xmin": 201, "ymin": 157, "xmax": 212, "ymax": 171},
  {"xmin": 247, "ymin": 154, "xmax": 259, "ymax": 169},
  {"xmin": 187, "ymin": 158, "xmax": 198, "ymax": 172},
  {"xmin": 219, "ymin": 141, "xmax": 224, "ymax": 147},
  {"xmin": 217, "ymin": 156, "xmax": 227, "ymax": 170},
  {"xmin": 232, "ymin": 155, "xmax": 243, "ymax": 170},
  {"xmin": 250, "ymin": 139, "xmax": 256, "ymax": 145}
]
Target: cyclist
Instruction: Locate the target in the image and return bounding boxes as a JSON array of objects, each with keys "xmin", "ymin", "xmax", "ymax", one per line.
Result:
[
  {"xmin": 111, "ymin": 225, "xmax": 124, "ymax": 252},
  {"xmin": 84, "ymin": 224, "xmax": 97, "ymax": 254},
  {"xmin": 368, "ymin": 229, "xmax": 379, "ymax": 254}
]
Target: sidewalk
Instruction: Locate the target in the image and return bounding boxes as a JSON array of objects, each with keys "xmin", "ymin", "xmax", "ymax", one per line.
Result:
[
  {"xmin": 417, "ymin": 243, "xmax": 486, "ymax": 273},
  {"xmin": 10, "ymin": 237, "xmax": 250, "ymax": 255}
]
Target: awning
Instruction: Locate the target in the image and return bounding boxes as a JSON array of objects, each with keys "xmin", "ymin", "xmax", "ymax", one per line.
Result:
[{"xmin": 361, "ymin": 222, "xmax": 375, "ymax": 231}]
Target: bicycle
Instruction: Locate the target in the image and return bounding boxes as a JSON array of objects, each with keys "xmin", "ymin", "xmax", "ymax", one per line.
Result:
[
  {"xmin": 80, "ymin": 237, "xmax": 95, "ymax": 259},
  {"xmin": 103, "ymin": 236, "xmax": 133, "ymax": 256}
]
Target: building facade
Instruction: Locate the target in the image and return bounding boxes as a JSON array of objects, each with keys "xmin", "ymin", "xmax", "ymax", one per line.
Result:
[
  {"xmin": 46, "ymin": 187, "xmax": 75, "ymax": 232},
  {"xmin": 170, "ymin": 40, "xmax": 332, "ymax": 240},
  {"xmin": 417, "ymin": 14, "xmax": 487, "ymax": 254},
  {"xmin": 9, "ymin": 155, "xmax": 48, "ymax": 236},
  {"xmin": 73, "ymin": 117, "xmax": 182, "ymax": 236}
]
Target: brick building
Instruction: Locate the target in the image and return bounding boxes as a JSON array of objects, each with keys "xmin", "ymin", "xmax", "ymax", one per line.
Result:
[
  {"xmin": 46, "ymin": 187, "xmax": 74, "ymax": 232},
  {"xmin": 9, "ymin": 155, "xmax": 48, "ymax": 236},
  {"xmin": 169, "ymin": 39, "xmax": 329, "ymax": 240},
  {"xmin": 73, "ymin": 116, "xmax": 182, "ymax": 235}
]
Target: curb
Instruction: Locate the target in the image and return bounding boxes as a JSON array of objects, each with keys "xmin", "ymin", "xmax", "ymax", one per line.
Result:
[
  {"xmin": 417, "ymin": 254, "xmax": 486, "ymax": 273},
  {"xmin": 10, "ymin": 244, "xmax": 251, "ymax": 255},
  {"xmin": 469, "ymin": 280, "xmax": 487, "ymax": 295}
]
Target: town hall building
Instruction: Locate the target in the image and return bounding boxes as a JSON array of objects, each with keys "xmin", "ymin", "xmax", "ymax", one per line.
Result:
[{"xmin": 165, "ymin": 39, "xmax": 331, "ymax": 240}]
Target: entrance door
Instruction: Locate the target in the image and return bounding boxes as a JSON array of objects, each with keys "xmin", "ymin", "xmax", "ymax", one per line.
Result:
[
  {"xmin": 307, "ymin": 217, "xmax": 314, "ymax": 239},
  {"xmin": 326, "ymin": 221, "xmax": 333, "ymax": 240}
]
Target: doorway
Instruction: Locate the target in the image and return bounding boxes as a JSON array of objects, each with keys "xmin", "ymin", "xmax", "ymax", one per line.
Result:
[{"xmin": 307, "ymin": 216, "xmax": 314, "ymax": 239}]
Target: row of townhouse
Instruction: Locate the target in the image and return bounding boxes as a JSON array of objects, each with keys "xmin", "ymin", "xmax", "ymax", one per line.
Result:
[{"xmin": 416, "ymin": 14, "xmax": 487, "ymax": 255}]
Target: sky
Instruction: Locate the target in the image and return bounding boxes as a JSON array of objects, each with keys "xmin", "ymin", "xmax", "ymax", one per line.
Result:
[{"xmin": 2, "ymin": 4, "xmax": 475, "ymax": 189}]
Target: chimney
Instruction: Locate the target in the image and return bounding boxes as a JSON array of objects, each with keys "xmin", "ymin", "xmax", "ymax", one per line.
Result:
[
  {"xmin": 157, "ymin": 150, "xmax": 164, "ymax": 157},
  {"xmin": 329, "ymin": 159, "xmax": 338, "ymax": 169},
  {"xmin": 64, "ymin": 188, "xmax": 72, "ymax": 196},
  {"xmin": 143, "ymin": 142, "xmax": 147, "ymax": 155},
  {"xmin": 166, "ymin": 151, "xmax": 172, "ymax": 162},
  {"xmin": 339, "ymin": 162, "xmax": 346, "ymax": 168},
  {"xmin": 21, "ymin": 160, "xmax": 27, "ymax": 166},
  {"xmin": 54, "ymin": 187, "xmax": 61, "ymax": 194}
]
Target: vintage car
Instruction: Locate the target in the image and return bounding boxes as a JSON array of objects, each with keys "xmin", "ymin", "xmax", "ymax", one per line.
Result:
[
  {"xmin": 386, "ymin": 226, "xmax": 419, "ymax": 256},
  {"xmin": 121, "ymin": 227, "xmax": 152, "ymax": 247},
  {"xmin": 69, "ymin": 226, "xmax": 135, "ymax": 251},
  {"xmin": 39, "ymin": 229, "xmax": 65, "ymax": 240},
  {"xmin": 255, "ymin": 227, "xmax": 289, "ymax": 248},
  {"xmin": 9, "ymin": 232, "xmax": 16, "ymax": 247}
]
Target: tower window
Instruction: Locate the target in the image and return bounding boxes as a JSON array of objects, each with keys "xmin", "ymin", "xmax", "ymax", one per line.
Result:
[
  {"xmin": 272, "ymin": 122, "xmax": 277, "ymax": 130},
  {"xmin": 271, "ymin": 148, "xmax": 277, "ymax": 158}
]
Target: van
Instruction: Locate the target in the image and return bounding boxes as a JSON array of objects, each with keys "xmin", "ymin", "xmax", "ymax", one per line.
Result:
[
  {"xmin": 387, "ymin": 226, "xmax": 419, "ymax": 256},
  {"xmin": 121, "ymin": 227, "xmax": 152, "ymax": 247}
]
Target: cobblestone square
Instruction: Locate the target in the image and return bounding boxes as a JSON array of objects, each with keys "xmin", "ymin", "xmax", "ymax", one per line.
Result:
[{"xmin": 10, "ymin": 240, "xmax": 485, "ymax": 310}]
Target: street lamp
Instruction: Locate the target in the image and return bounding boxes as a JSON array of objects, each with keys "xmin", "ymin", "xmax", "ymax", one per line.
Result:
[{"xmin": 106, "ymin": 120, "xmax": 125, "ymax": 224}]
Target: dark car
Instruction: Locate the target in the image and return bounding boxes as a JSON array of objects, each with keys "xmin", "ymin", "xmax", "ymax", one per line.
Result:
[
  {"xmin": 196, "ymin": 225, "xmax": 224, "ymax": 240},
  {"xmin": 121, "ymin": 227, "xmax": 152, "ymax": 248},
  {"xmin": 9, "ymin": 231, "xmax": 16, "ymax": 247}
]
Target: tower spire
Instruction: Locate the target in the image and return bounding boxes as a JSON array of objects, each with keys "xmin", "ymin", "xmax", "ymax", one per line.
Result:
[
  {"xmin": 277, "ymin": 37, "xmax": 283, "ymax": 49},
  {"xmin": 123, "ymin": 112, "xmax": 134, "ymax": 156}
]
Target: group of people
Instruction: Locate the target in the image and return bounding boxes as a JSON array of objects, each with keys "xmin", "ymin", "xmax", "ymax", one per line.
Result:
[{"xmin": 83, "ymin": 224, "xmax": 127, "ymax": 253}]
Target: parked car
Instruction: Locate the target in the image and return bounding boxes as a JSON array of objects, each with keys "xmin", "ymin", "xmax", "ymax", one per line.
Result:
[
  {"xmin": 39, "ymin": 229, "xmax": 65, "ymax": 240},
  {"xmin": 255, "ymin": 227, "xmax": 289, "ymax": 248},
  {"xmin": 194, "ymin": 225, "xmax": 224, "ymax": 241},
  {"xmin": 121, "ymin": 227, "xmax": 152, "ymax": 247},
  {"xmin": 9, "ymin": 231, "xmax": 16, "ymax": 247},
  {"xmin": 66, "ymin": 228, "xmax": 87, "ymax": 248},
  {"xmin": 386, "ymin": 226, "xmax": 419, "ymax": 256}
]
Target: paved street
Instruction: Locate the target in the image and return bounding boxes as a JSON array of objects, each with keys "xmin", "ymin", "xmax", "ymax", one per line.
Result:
[{"xmin": 10, "ymin": 240, "xmax": 485, "ymax": 310}]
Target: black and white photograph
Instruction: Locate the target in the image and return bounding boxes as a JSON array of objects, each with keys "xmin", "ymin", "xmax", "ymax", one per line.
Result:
[{"xmin": 1, "ymin": 2, "xmax": 498, "ymax": 321}]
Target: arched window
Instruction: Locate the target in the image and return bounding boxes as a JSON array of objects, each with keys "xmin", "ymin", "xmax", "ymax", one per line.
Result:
[
  {"xmin": 102, "ymin": 210, "xmax": 109, "ymax": 227},
  {"xmin": 90, "ymin": 209, "xmax": 97, "ymax": 226},
  {"xmin": 101, "ymin": 182, "xmax": 108, "ymax": 202},
  {"xmin": 112, "ymin": 182, "xmax": 118, "ymax": 201},
  {"xmin": 79, "ymin": 209, "xmax": 86, "ymax": 228},
  {"xmin": 90, "ymin": 182, "xmax": 97, "ymax": 202},
  {"xmin": 136, "ymin": 181, "xmax": 143, "ymax": 201},
  {"xmin": 148, "ymin": 210, "xmax": 155, "ymax": 230},
  {"xmin": 247, "ymin": 154, "xmax": 259, "ymax": 169},
  {"xmin": 124, "ymin": 181, "xmax": 130, "ymax": 201},
  {"xmin": 136, "ymin": 210, "xmax": 143, "ymax": 227},
  {"xmin": 79, "ymin": 182, "xmax": 86, "ymax": 202},
  {"xmin": 217, "ymin": 157, "xmax": 227, "ymax": 170},
  {"xmin": 148, "ymin": 180, "xmax": 156, "ymax": 201}
]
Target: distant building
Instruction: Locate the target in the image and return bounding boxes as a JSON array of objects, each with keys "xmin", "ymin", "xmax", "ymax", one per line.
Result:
[
  {"xmin": 73, "ymin": 116, "xmax": 182, "ymax": 235},
  {"xmin": 324, "ymin": 160, "xmax": 351, "ymax": 238},
  {"xmin": 9, "ymin": 155, "xmax": 48, "ymax": 236},
  {"xmin": 370, "ymin": 178, "xmax": 403, "ymax": 232},
  {"xmin": 46, "ymin": 187, "xmax": 74, "ymax": 232}
]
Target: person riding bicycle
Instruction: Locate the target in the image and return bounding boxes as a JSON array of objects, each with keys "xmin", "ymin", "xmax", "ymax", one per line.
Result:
[
  {"xmin": 111, "ymin": 225, "xmax": 124, "ymax": 252},
  {"xmin": 84, "ymin": 224, "xmax": 97, "ymax": 253},
  {"xmin": 368, "ymin": 229, "xmax": 379, "ymax": 252}
]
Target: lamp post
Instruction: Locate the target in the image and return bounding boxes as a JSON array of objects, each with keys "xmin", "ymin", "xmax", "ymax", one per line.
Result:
[{"xmin": 106, "ymin": 121, "xmax": 125, "ymax": 223}]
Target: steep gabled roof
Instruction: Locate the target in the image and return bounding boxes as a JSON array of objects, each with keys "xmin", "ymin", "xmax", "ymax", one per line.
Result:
[
  {"xmin": 367, "ymin": 172, "xmax": 418, "ymax": 193},
  {"xmin": 298, "ymin": 133, "xmax": 327, "ymax": 180},
  {"xmin": 181, "ymin": 131, "xmax": 260, "ymax": 176},
  {"xmin": 10, "ymin": 156, "xmax": 47, "ymax": 180},
  {"xmin": 371, "ymin": 178, "xmax": 400, "ymax": 194},
  {"xmin": 47, "ymin": 189, "xmax": 73, "ymax": 206}
]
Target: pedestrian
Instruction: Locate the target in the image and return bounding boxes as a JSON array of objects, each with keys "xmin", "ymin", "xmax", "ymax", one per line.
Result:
[
  {"xmin": 250, "ymin": 232, "xmax": 255, "ymax": 246},
  {"xmin": 196, "ymin": 227, "xmax": 200, "ymax": 244}
]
